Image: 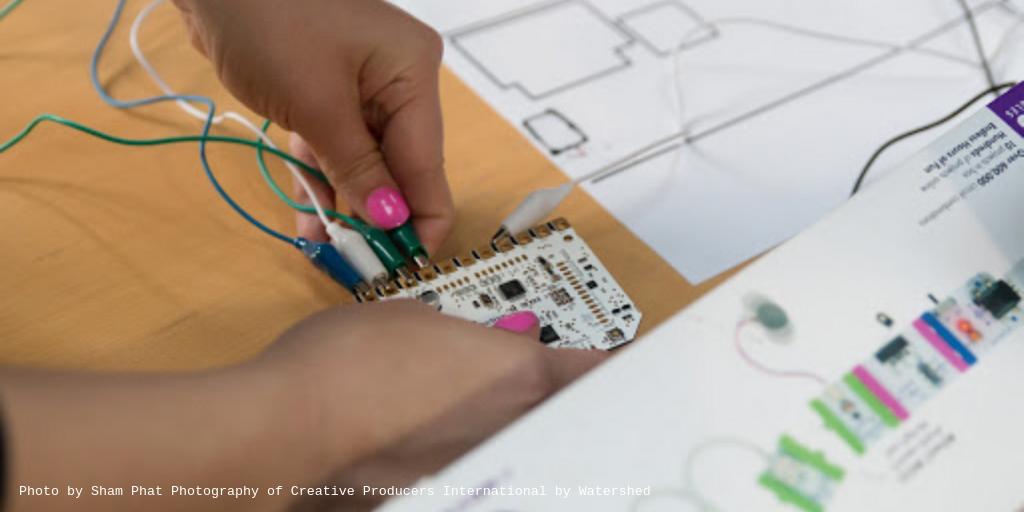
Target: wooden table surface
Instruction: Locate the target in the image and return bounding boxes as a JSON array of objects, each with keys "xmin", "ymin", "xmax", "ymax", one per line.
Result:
[{"xmin": 0, "ymin": 0, "xmax": 737, "ymax": 372}]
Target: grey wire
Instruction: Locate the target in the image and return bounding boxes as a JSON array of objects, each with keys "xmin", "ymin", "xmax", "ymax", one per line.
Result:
[
  {"xmin": 682, "ymin": 437, "xmax": 772, "ymax": 512},
  {"xmin": 956, "ymin": 0, "xmax": 999, "ymax": 97},
  {"xmin": 709, "ymin": 17, "xmax": 977, "ymax": 67},
  {"xmin": 583, "ymin": 12, "xmax": 989, "ymax": 184}
]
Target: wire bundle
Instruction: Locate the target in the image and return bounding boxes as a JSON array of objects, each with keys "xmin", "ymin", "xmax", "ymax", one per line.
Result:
[
  {"xmin": 2, "ymin": 0, "xmax": 1021, "ymax": 281},
  {"xmin": 0, "ymin": 0, "xmax": 424, "ymax": 292}
]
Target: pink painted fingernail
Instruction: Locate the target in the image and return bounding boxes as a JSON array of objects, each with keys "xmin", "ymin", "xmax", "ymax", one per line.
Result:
[
  {"xmin": 493, "ymin": 311, "xmax": 538, "ymax": 334},
  {"xmin": 365, "ymin": 187, "xmax": 410, "ymax": 230}
]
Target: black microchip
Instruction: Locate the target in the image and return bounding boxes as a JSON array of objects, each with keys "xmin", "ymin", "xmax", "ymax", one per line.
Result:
[
  {"xmin": 539, "ymin": 325, "xmax": 560, "ymax": 344},
  {"xmin": 875, "ymin": 336, "xmax": 908, "ymax": 364},
  {"xmin": 586, "ymin": 280, "xmax": 598, "ymax": 289},
  {"xmin": 498, "ymin": 279, "xmax": 527, "ymax": 300},
  {"xmin": 974, "ymin": 280, "xmax": 1020, "ymax": 319}
]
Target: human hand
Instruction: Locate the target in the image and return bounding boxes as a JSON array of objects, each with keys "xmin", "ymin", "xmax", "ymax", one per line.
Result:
[
  {"xmin": 171, "ymin": 0, "xmax": 453, "ymax": 250},
  {"xmin": 253, "ymin": 301, "xmax": 608, "ymax": 510},
  {"xmin": 0, "ymin": 302, "xmax": 603, "ymax": 512}
]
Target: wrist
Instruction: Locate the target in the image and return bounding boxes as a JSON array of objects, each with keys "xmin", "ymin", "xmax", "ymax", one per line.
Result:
[
  {"xmin": 250, "ymin": 315, "xmax": 393, "ymax": 482},
  {"xmin": 224, "ymin": 362, "xmax": 335, "ymax": 488}
]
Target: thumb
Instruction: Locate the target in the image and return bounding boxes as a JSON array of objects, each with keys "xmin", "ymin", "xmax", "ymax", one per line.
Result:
[
  {"xmin": 299, "ymin": 96, "xmax": 411, "ymax": 233},
  {"xmin": 493, "ymin": 311, "xmax": 541, "ymax": 339},
  {"xmin": 492, "ymin": 310, "xmax": 609, "ymax": 390},
  {"xmin": 543, "ymin": 349, "xmax": 610, "ymax": 392}
]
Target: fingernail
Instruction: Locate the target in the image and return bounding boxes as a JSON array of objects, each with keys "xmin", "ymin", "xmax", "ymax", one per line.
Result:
[
  {"xmin": 493, "ymin": 311, "xmax": 538, "ymax": 334},
  {"xmin": 365, "ymin": 187, "xmax": 410, "ymax": 230}
]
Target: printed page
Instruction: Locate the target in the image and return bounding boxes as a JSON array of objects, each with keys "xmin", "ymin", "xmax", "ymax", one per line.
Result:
[
  {"xmin": 393, "ymin": 0, "xmax": 1024, "ymax": 282},
  {"xmin": 378, "ymin": 83, "xmax": 1024, "ymax": 511}
]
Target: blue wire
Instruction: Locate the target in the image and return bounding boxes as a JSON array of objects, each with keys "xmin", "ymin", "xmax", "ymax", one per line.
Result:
[{"xmin": 90, "ymin": 0, "xmax": 299, "ymax": 247}]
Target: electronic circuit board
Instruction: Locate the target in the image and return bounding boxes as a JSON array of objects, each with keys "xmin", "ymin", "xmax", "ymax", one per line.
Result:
[{"xmin": 357, "ymin": 218, "xmax": 641, "ymax": 350}]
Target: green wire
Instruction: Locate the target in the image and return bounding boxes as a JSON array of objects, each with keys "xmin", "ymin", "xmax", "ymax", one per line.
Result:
[
  {"xmin": 0, "ymin": 113, "xmax": 376, "ymax": 236},
  {"xmin": 254, "ymin": 120, "xmax": 412, "ymax": 271},
  {"xmin": 0, "ymin": 113, "xmax": 332, "ymax": 182},
  {"xmin": 254, "ymin": 119, "xmax": 365, "ymax": 231},
  {"xmin": 0, "ymin": 0, "xmax": 25, "ymax": 20},
  {"xmin": 0, "ymin": 112, "xmax": 413, "ymax": 270}
]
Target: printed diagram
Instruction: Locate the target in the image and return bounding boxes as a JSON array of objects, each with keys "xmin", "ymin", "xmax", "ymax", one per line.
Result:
[
  {"xmin": 448, "ymin": 1, "xmax": 634, "ymax": 100},
  {"xmin": 617, "ymin": 1, "xmax": 718, "ymax": 56},
  {"xmin": 635, "ymin": 259, "xmax": 1024, "ymax": 512},
  {"xmin": 446, "ymin": 0, "xmax": 999, "ymax": 167},
  {"xmin": 523, "ymin": 109, "xmax": 589, "ymax": 155},
  {"xmin": 422, "ymin": 0, "xmax": 1024, "ymax": 283}
]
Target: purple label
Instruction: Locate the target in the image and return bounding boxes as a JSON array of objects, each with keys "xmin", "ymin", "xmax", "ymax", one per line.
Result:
[{"xmin": 988, "ymin": 83, "xmax": 1024, "ymax": 138}]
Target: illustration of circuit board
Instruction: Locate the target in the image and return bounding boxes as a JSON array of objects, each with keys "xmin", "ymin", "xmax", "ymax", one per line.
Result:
[
  {"xmin": 356, "ymin": 218, "xmax": 641, "ymax": 350},
  {"xmin": 762, "ymin": 260, "xmax": 1024, "ymax": 511}
]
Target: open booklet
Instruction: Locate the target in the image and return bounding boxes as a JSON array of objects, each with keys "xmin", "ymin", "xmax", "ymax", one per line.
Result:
[{"xmin": 381, "ymin": 84, "xmax": 1024, "ymax": 512}]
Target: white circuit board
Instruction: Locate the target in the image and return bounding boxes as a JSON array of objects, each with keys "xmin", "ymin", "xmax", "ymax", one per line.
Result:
[{"xmin": 357, "ymin": 218, "xmax": 641, "ymax": 350}]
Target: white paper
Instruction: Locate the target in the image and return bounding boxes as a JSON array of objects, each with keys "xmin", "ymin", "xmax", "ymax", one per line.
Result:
[
  {"xmin": 393, "ymin": 0, "xmax": 1024, "ymax": 282},
  {"xmin": 379, "ymin": 83, "xmax": 1024, "ymax": 510}
]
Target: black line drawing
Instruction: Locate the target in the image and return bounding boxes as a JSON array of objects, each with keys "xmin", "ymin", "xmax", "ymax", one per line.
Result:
[
  {"xmin": 445, "ymin": 0, "xmax": 1007, "ymax": 190},
  {"xmin": 589, "ymin": 0, "xmax": 1005, "ymax": 184},
  {"xmin": 447, "ymin": 0, "xmax": 637, "ymax": 100},
  {"xmin": 522, "ymin": 109, "xmax": 589, "ymax": 155},
  {"xmin": 593, "ymin": 142, "xmax": 682, "ymax": 184},
  {"xmin": 617, "ymin": 0, "xmax": 720, "ymax": 56}
]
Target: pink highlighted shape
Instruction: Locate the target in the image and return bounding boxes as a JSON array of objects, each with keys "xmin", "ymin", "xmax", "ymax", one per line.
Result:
[
  {"xmin": 913, "ymin": 318, "xmax": 969, "ymax": 372},
  {"xmin": 853, "ymin": 365, "xmax": 910, "ymax": 421}
]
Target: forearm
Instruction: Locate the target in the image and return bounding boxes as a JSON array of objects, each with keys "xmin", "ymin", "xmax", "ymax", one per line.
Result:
[{"xmin": 0, "ymin": 365, "xmax": 329, "ymax": 512}]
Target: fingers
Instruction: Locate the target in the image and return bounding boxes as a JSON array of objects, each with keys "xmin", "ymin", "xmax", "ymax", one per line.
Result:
[
  {"xmin": 288, "ymin": 134, "xmax": 336, "ymax": 243},
  {"xmin": 492, "ymin": 309, "xmax": 608, "ymax": 391},
  {"xmin": 296, "ymin": 72, "xmax": 453, "ymax": 255},
  {"xmin": 492, "ymin": 311, "xmax": 540, "ymax": 338},
  {"xmin": 171, "ymin": 5, "xmax": 209, "ymax": 58},
  {"xmin": 542, "ymin": 348, "xmax": 610, "ymax": 392},
  {"xmin": 376, "ymin": 72, "xmax": 454, "ymax": 254},
  {"xmin": 299, "ymin": 93, "xmax": 412, "ymax": 233}
]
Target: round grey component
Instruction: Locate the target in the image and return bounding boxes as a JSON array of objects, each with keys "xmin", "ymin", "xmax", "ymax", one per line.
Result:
[
  {"xmin": 756, "ymin": 302, "xmax": 789, "ymax": 330},
  {"xmin": 418, "ymin": 290, "xmax": 442, "ymax": 310}
]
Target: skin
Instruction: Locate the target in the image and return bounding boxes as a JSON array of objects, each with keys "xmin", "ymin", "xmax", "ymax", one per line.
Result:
[
  {"xmin": 172, "ymin": 0, "xmax": 454, "ymax": 248},
  {"xmin": 4, "ymin": 302, "xmax": 607, "ymax": 511},
  {"xmin": 3, "ymin": 2, "xmax": 609, "ymax": 510}
]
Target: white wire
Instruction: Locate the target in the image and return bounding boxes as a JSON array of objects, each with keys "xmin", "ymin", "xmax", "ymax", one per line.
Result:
[{"xmin": 129, "ymin": 0, "xmax": 332, "ymax": 229}]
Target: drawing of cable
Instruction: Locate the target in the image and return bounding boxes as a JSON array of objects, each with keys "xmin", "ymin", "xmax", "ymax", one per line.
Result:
[
  {"xmin": 629, "ymin": 437, "xmax": 770, "ymax": 512},
  {"xmin": 733, "ymin": 295, "xmax": 828, "ymax": 387},
  {"xmin": 630, "ymin": 435, "xmax": 843, "ymax": 512},
  {"xmin": 588, "ymin": 2, "xmax": 1003, "ymax": 185}
]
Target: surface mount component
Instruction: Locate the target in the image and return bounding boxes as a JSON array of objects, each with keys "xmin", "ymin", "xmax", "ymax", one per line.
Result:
[{"xmin": 357, "ymin": 218, "xmax": 642, "ymax": 350}]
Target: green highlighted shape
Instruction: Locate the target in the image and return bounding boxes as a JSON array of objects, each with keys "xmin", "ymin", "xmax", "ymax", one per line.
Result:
[
  {"xmin": 843, "ymin": 373, "xmax": 899, "ymax": 427},
  {"xmin": 759, "ymin": 435, "xmax": 845, "ymax": 512},
  {"xmin": 810, "ymin": 399, "xmax": 865, "ymax": 455},
  {"xmin": 759, "ymin": 473, "xmax": 823, "ymax": 512},
  {"xmin": 779, "ymin": 435, "xmax": 844, "ymax": 480}
]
